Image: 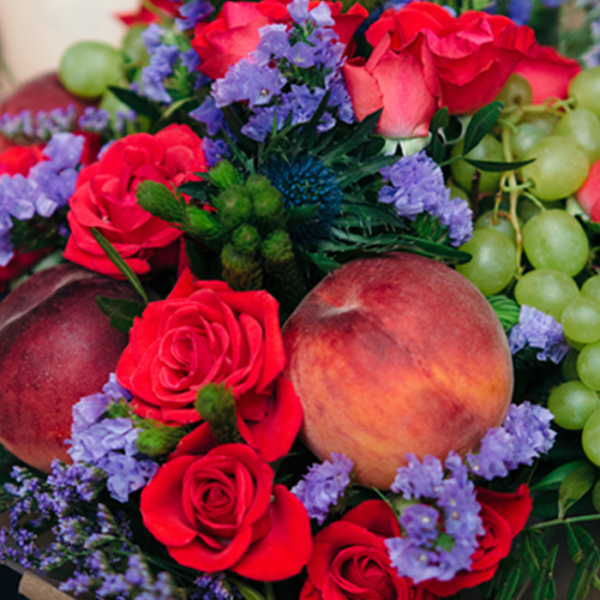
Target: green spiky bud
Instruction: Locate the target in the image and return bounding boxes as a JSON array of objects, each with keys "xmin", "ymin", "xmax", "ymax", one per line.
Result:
[
  {"xmin": 212, "ymin": 185, "xmax": 253, "ymax": 232},
  {"xmin": 221, "ymin": 243, "xmax": 263, "ymax": 290},
  {"xmin": 261, "ymin": 230, "xmax": 306, "ymax": 314},
  {"xmin": 135, "ymin": 424, "xmax": 187, "ymax": 457},
  {"xmin": 136, "ymin": 181, "xmax": 184, "ymax": 223},
  {"xmin": 232, "ymin": 224, "xmax": 261, "ymax": 256},
  {"xmin": 245, "ymin": 174, "xmax": 272, "ymax": 195},
  {"xmin": 209, "ymin": 161, "xmax": 243, "ymax": 190},
  {"xmin": 184, "ymin": 204, "xmax": 224, "ymax": 246},
  {"xmin": 249, "ymin": 178, "xmax": 285, "ymax": 231},
  {"xmin": 195, "ymin": 383, "xmax": 243, "ymax": 445}
]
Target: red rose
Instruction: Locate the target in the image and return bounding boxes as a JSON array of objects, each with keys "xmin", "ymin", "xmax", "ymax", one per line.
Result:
[
  {"xmin": 116, "ymin": 269, "xmax": 302, "ymax": 461},
  {"xmin": 63, "ymin": 124, "xmax": 207, "ymax": 278},
  {"xmin": 192, "ymin": 0, "xmax": 367, "ymax": 81},
  {"xmin": 140, "ymin": 433, "xmax": 312, "ymax": 580},
  {"xmin": 301, "ymin": 500, "xmax": 436, "ymax": 600},
  {"xmin": 422, "ymin": 484, "xmax": 532, "ymax": 597},
  {"xmin": 343, "ymin": 34, "xmax": 438, "ymax": 139},
  {"xmin": 365, "ymin": 2, "xmax": 534, "ymax": 115},
  {"xmin": 577, "ymin": 159, "xmax": 600, "ymax": 219},
  {"xmin": 514, "ymin": 42, "xmax": 581, "ymax": 104}
]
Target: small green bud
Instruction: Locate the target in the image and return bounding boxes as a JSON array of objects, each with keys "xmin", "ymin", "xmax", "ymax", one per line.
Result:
[
  {"xmin": 104, "ymin": 399, "xmax": 133, "ymax": 419},
  {"xmin": 213, "ymin": 185, "xmax": 253, "ymax": 231},
  {"xmin": 232, "ymin": 224, "xmax": 261, "ymax": 256},
  {"xmin": 137, "ymin": 181, "xmax": 184, "ymax": 223},
  {"xmin": 221, "ymin": 243, "xmax": 263, "ymax": 290},
  {"xmin": 261, "ymin": 229, "xmax": 294, "ymax": 262},
  {"xmin": 184, "ymin": 204, "xmax": 223, "ymax": 245},
  {"xmin": 195, "ymin": 383, "xmax": 243, "ymax": 445},
  {"xmin": 136, "ymin": 424, "xmax": 187, "ymax": 457},
  {"xmin": 209, "ymin": 161, "xmax": 243, "ymax": 190},
  {"xmin": 245, "ymin": 174, "xmax": 272, "ymax": 196},
  {"xmin": 251, "ymin": 183, "xmax": 285, "ymax": 231}
]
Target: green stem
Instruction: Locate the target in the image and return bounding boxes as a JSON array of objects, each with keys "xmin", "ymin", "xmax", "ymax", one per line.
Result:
[
  {"xmin": 265, "ymin": 582, "xmax": 276, "ymax": 600},
  {"xmin": 526, "ymin": 513, "xmax": 600, "ymax": 531}
]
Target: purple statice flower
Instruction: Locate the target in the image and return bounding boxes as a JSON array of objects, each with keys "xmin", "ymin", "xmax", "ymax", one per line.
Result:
[
  {"xmin": 67, "ymin": 374, "xmax": 158, "ymax": 503},
  {"xmin": 583, "ymin": 21, "xmax": 600, "ymax": 69},
  {"xmin": 509, "ymin": 304, "xmax": 570, "ymax": 363},
  {"xmin": 256, "ymin": 24, "xmax": 291, "ymax": 61},
  {"xmin": 77, "ymin": 107, "xmax": 110, "ymax": 132},
  {"xmin": 386, "ymin": 451, "xmax": 483, "ymax": 584},
  {"xmin": 181, "ymin": 48, "xmax": 201, "ymax": 73},
  {"xmin": 379, "ymin": 151, "xmax": 473, "ymax": 247},
  {"xmin": 176, "ymin": 0, "xmax": 214, "ymax": 31},
  {"xmin": 142, "ymin": 44, "xmax": 180, "ymax": 104},
  {"xmin": 291, "ymin": 452, "xmax": 354, "ymax": 524},
  {"xmin": 141, "ymin": 23, "xmax": 166, "ymax": 54},
  {"xmin": 288, "ymin": 0, "xmax": 335, "ymax": 27},
  {"xmin": 508, "ymin": 0, "xmax": 533, "ymax": 25},
  {"xmin": 190, "ymin": 96, "xmax": 226, "ymax": 136},
  {"xmin": 203, "ymin": 137, "xmax": 230, "ymax": 167},
  {"xmin": 467, "ymin": 401, "xmax": 556, "ymax": 480},
  {"xmin": 0, "ymin": 106, "xmax": 77, "ymax": 144},
  {"xmin": 192, "ymin": 573, "xmax": 241, "ymax": 600}
]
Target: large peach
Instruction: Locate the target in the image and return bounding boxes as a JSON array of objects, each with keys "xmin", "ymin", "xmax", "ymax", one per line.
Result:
[
  {"xmin": 0, "ymin": 263, "xmax": 140, "ymax": 472},
  {"xmin": 282, "ymin": 252, "xmax": 513, "ymax": 489}
]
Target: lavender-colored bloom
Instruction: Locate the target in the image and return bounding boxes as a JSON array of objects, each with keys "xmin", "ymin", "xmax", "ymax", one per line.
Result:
[
  {"xmin": 400, "ymin": 504, "xmax": 440, "ymax": 544},
  {"xmin": 257, "ymin": 24, "xmax": 291, "ymax": 61},
  {"xmin": 286, "ymin": 42, "xmax": 316, "ymax": 68},
  {"xmin": 176, "ymin": 0, "xmax": 214, "ymax": 31},
  {"xmin": 181, "ymin": 48, "xmax": 201, "ymax": 73},
  {"xmin": 203, "ymin": 137, "xmax": 230, "ymax": 167},
  {"xmin": 541, "ymin": 0, "xmax": 565, "ymax": 7},
  {"xmin": 509, "ymin": 305, "xmax": 570, "ymax": 363},
  {"xmin": 508, "ymin": 0, "xmax": 533, "ymax": 25},
  {"xmin": 78, "ymin": 107, "xmax": 110, "ymax": 132},
  {"xmin": 291, "ymin": 452, "xmax": 353, "ymax": 524},
  {"xmin": 391, "ymin": 453, "xmax": 444, "ymax": 499},
  {"xmin": 439, "ymin": 197, "xmax": 473, "ymax": 247},
  {"xmin": 466, "ymin": 428, "xmax": 513, "ymax": 480},
  {"xmin": 190, "ymin": 96, "xmax": 225, "ymax": 136},
  {"xmin": 141, "ymin": 23, "xmax": 166, "ymax": 54},
  {"xmin": 309, "ymin": 2, "xmax": 336, "ymax": 27},
  {"xmin": 287, "ymin": 0, "xmax": 310, "ymax": 24},
  {"xmin": 142, "ymin": 44, "xmax": 180, "ymax": 104}
]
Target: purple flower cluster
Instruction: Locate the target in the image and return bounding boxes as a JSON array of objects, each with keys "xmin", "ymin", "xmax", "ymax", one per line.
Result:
[
  {"xmin": 77, "ymin": 106, "xmax": 110, "ymax": 132},
  {"xmin": 197, "ymin": 0, "xmax": 355, "ymax": 142},
  {"xmin": 467, "ymin": 402, "xmax": 556, "ymax": 480},
  {"xmin": 0, "ymin": 132, "xmax": 84, "ymax": 265},
  {"xmin": 386, "ymin": 452, "xmax": 483, "ymax": 584},
  {"xmin": 192, "ymin": 574, "xmax": 242, "ymax": 600},
  {"xmin": 175, "ymin": 0, "xmax": 214, "ymax": 31},
  {"xmin": 291, "ymin": 452, "xmax": 354, "ymax": 524},
  {"xmin": 379, "ymin": 151, "xmax": 473, "ymax": 247},
  {"xmin": 68, "ymin": 374, "xmax": 158, "ymax": 503},
  {"xmin": 509, "ymin": 304, "xmax": 570, "ymax": 363},
  {"xmin": 0, "ymin": 106, "xmax": 76, "ymax": 143}
]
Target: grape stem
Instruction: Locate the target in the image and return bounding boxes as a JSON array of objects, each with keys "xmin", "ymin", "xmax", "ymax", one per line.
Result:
[
  {"xmin": 500, "ymin": 124, "xmax": 523, "ymax": 277},
  {"xmin": 521, "ymin": 190, "xmax": 546, "ymax": 212}
]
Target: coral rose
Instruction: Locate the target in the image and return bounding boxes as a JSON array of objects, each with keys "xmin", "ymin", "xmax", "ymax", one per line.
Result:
[
  {"xmin": 421, "ymin": 484, "xmax": 532, "ymax": 597},
  {"xmin": 141, "ymin": 432, "xmax": 312, "ymax": 580},
  {"xmin": 365, "ymin": 2, "xmax": 534, "ymax": 115},
  {"xmin": 63, "ymin": 124, "xmax": 207, "ymax": 278},
  {"xmin": 116, "ymin": 269, "xmax": 303, "ymax": 462},
  {"xmin": 192, "ymin": 0, "xmax": 367, "ymax": 80},
  {"xmin": 301, "ymin": 500, "xmax": 435, "ymax": 600}
]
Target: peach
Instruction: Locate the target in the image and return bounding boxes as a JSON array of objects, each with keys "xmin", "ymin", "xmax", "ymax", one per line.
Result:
[
  {"xmin": 282, "ymin": 252, "xmax": 513, "ymax": 489},
  {"xmin": 0, "ymin": 263, "xmax": 140, "ymax": 472}
]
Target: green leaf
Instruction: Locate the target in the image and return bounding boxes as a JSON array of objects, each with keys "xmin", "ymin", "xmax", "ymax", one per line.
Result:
[
  {"xmin": 428, "ymin": 107, "xmax": 450, "ymax": 164},
  {"xmin": 285, "ymin": 204, "xmax": 320, "ymax": 229},
  {"xmin": 568, "ymin": 546, "xmax": 600, "ymax": 600},
  {"xmin": 177, "ymin": 180, "xmax": 208, "ymax": 202},
  {"xmin": 232, "ymin": 580, "xmax": 266, "ymax": 600},
  {"xmin": 464, "ymin": 157, "xmax": 535, "ymax": 172},
  {"xmin": 531, "ymin": 461, "xmax": 590, "ymax": 492},
  {"xmin": 90, "ymin": 228, "xmax": 149, "ymax": 304},
  {"xmin": 292, "ymin": 90, "xmax": 330, "ymax": 155},
  {"xmin": 487, "ymin": 295, "xmax": 521, "ymax": 332},
  {"xmin": 558, "ymin": 463, "xmax": 595, "ymax": 520},
  {"xmin": 304, "ymin": 250, "xmax": 341, "ymax": 273},
  {"xmin": 107, "ymin": 86, "xmax": 160, "ymax": 120},
  {"xmin": 531, "ymin": 544, "xmax": 558, "ymax": 600},
  {"xmin": 336, "ymin": 154, "xmax": 398, "ymax": 187},
  {"xmin": 494, "ymin": 561, "xmax": 523, "ymax": 600},
  {"xmin": 95, "ymin": 296, "xmax": 145, "ymax": 333},
  {"xmin": 566, "ymin": 523, "xmax": 599, "ymax": 565},
  {"xmin": 462, "ymin": 101, "xmax": 504, "ymax": 155}
]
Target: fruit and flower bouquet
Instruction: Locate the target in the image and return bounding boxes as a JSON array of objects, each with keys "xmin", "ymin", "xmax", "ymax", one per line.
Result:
[{"xmin": 3, "ymin": 0, "xmax": 600, "ymax": 598}]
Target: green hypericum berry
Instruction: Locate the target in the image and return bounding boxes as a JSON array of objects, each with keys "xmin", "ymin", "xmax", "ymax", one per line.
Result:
[
  {"xmin": 209, "ymin": 161, "xmax": 243, "ymax": 190},
  {"xmin": 213, "ymin": 185, "xmax": 253, "ymax": 231},
  {"xmin": 195, "ymin": 383, "xmax": 243, "ymax": 445},
  {"xmin": 184, "ymin": 204, "xmax": 223, "ymax": 244},
  {"xmin": 136, "ymin": 181, "xmax": 184, "ymax": 223},
  {"xmin": 232, "ymin": 224, "xmax": 261, "ymax": 256},
  {"xmin": 135, "ymin": 423, "xmax": 187, "ymax": 457},
  {"xmin": 221, "ymin": 243, "xmax": 263, "ymax": 290},
  {"xmin": 250, "ymin": 179, "xmax": 285, "ymax": 230}
]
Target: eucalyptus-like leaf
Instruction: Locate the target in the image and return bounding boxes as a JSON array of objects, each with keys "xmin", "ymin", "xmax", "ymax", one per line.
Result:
[
  {"xmin": 232, "ymin": 580, "xmax": 267, "ymax": 600},
  {"xmin": 96, "ymin": 296, "xmax": 145, "ymax": 333},
  {"xmin": 462, "ymin": 101, "xmax": 504, "ymax": 155},
  {"xmin": 531, "ymin": 544, "xmax": 558, "ymax": 600},
  {"xmin": 107, "ymin": 86, "xmax": 160, "ymax": 120},
  {"xmin": 568, "ymin": 546, "xmax": 600, "ymax": 600},
  {"xmin": 487, "ymin": 295, "xmax": 521, "ymax": 332},
  {"xmin": 531, "ymin": 461, "xmax": 589, "ymax": 492},
  {"xmin": 428, "ymin": 107, "xmax": 450, "ymax": 164},
  {"xmin": 285, "ymin": 204, "xmax": 320, "ymax": 228},
  {"xmin": 91, "ymin": 228, "xmax": 149, "ymax": 304},
  {"xmin": 558, "ymin": 463, "xmax": 595, "ymax": 520},
  {"xmin": 464, "ymin": 157, "xmax": 535, "ymax": 172}
]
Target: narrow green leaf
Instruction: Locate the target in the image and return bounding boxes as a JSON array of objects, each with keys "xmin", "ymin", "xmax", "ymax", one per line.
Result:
[
  {"xmin": 464, "ymin": 157, "xmax": 535, "ymax": 172},
  {"xmin": 96, "ymin": 296, "xmax": 145, "ymax": 333},
  {"xmin": 177, "ymin": 180, "xmax": 208, "ymax": 202},
  {"xmin": 90, "ymin": 228, "xmax": 149, "ymax": 304},
  {"xmin": 336, "ymin": 154, "xmax": 398, "ymax": 187},
  {"xmin": 157, "ymin": 97, "xmax": 196, "ymax": 121},
  {"xmin": 531, "ymin": 461, "xmax": 589, "ymax": 492},
  {"xmin": 558, "ymin": 464, "xmax": 595, "ymax": 520},
  {"xmin": 495, "ymin": 562, "xmax": 523, "ymax": 600},
  {"xmin": 462, "ymin": 101, "xmax": 504, "ymax": 155},
  {"xmin": 305, "ymin": 251, "xmax": 341, "ymax": 273},
  {"xmin": 232, "ymin": 580, "xmax": 266, "ymax": 600},
  {"xmin": 531, "ymin": 544, "xmax": 558, "ymax": 600},
  {"xmin": 566, "ymin": 524, "xmax": 599, "ymax": 564},
  {"xmin": 285, "ymin": 204, "xmax": 320, "ymax": 228},
  {"xmin": 487, "ymin": 295, "xmax": 521, "ymax": 332},
  {"xmin": 568, "ymin": 548, "xmax": 600, "ymax": 600},
  {"xmin": 428, "ymin": 107, "xmax": 450, "ymax": 164},
  {"xmin": 107, "ymin": 86, "xmax": 160, "ymax": 120},
  {"xmin": 292, "ymin": 90, "xmax": 330, "ymax": 155}
]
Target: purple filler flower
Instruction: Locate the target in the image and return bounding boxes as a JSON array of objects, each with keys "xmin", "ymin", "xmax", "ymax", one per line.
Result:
[{"xmin": 291, "ymin": 452, "xmax": 353, "ymax": 524}]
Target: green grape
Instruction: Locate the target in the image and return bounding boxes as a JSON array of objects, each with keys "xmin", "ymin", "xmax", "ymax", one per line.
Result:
[
  {"xmin": 582, "ymin": 408, "xmax": 600, "ymax": 466},
  {"xmin": 450, "ymin": 134, "xmax": 504, "ymax": 194},
  {"xmin": 522, "ymin": 210, "xmax": 589, "ymax": 276},
  {"xmin": 475, "ymin": 210, "xmax": 521, "ymax": 244},
  {"xmin": 570, "ymin": 66, "xmax": 600, "ymax": 118},
  {"xmin": 514, "ymin": 269, "xmax": 579, "ymax": 320},
  {"xmin": 582, "ymin": 275, "xmax": 600, "ymax": 302},
  {"xmin": 456, "ymin": 229, "xmax": 516, "ymax": 296},
  {"xmin": 517, "ymin": 198, "xmax": 541, "ymax": 222},
  {"xmin": 59, "ymin": 41, "xmax": 124, "ymax": 99},
  {"xmin": 122, "ymin": 24, "xmax": 148, "ymax": 65},
  {"xmin": 562, "ymin": 297, "xmax": 600, "ymax": 344},
  {"xmin": 448, "ymin": 184, "xmax": 470, "ymax": 202},
  {"xmin": 520, "ymin": 111, "xmax": 558, "ymax": 135},
  {"xmin": 521, "ymin": 136, "xmax": 590, "ymax": 201},
  {"xmin": 495, "ymin": 73, "xmax": 533, "ymax": 109},
  {"xmin": 510, "ymin": 123, "xmax": 547, "ymax": 161},
  {"xmin": 562, "ymin": 349, "xmax": 580, "ymax": 381},
  {"xmin": 578, "ymin": 341, "xmax": 600, "ymax": 390},
  {"xmin": 548, "ymin": 381, "xmax": 600, "ymax": 430},
  {"xmin": 555, "ymin": 108, "xmax": 600, "ymax": 164},
  {"xmin": 565, "ymin": 334, "xmax": 586, "ymax": 351}
]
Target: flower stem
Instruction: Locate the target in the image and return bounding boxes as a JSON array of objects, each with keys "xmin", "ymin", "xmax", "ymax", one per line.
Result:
[{"xmin": 526, "ymin": 513, "xmax": 600, "ymax": 531}]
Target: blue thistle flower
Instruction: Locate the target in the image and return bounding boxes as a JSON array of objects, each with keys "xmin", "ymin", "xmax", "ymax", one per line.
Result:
[{"xmin": 262, "ymin": 156, "xmax": 342, "ymax": 245}]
